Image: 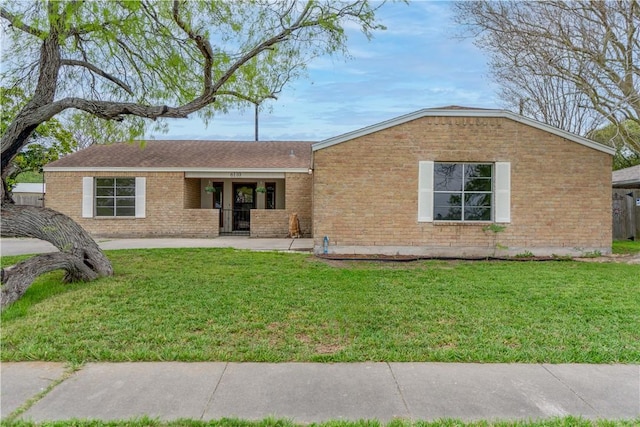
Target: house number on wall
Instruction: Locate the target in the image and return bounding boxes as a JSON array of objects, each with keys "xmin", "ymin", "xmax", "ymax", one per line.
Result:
[{"xmin": 230, "ymin": 172, "xmax": 242, "ymax": 177}]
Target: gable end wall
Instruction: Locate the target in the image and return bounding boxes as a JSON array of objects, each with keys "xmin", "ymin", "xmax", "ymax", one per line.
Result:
[{"xmin": 313, "ymin": 116, "xmax": 612, "ymax": 257}]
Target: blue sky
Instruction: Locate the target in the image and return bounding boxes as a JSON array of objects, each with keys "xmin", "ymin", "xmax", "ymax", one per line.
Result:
[{"xmin": 161, "ymin": 1, "xmax": 500, "ymax": 141}]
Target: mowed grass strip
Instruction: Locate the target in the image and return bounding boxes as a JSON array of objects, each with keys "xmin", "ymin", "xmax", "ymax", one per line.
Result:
[{"xmin": 1, "ymin": 248, "xmax": 638, "ymax": 363}]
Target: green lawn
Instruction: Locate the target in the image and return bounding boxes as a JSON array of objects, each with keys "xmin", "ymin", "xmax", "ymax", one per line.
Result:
[
  {"xmin": 2, "ymin": 416, "xmax": 639, "ymax": 427},
  {"xmin": 1, "ymin": 248, "xmax": 639, "ymax": 363},
  {"xmin": 613, "ymin": 240, "xmax": 640, "ymax": 255}
]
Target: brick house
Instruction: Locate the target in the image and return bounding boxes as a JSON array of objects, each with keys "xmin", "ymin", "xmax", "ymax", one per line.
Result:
[
  {"xmin": 45, "ymin": 108, "xmax": 614, "ymax": 256},
  {"xmin": 312, "ymin": 108, "xmax": 614, "ymax": 257},
  {"xmin": 44, "ymin": 141, "xmax": 313, "ymax": 238}
]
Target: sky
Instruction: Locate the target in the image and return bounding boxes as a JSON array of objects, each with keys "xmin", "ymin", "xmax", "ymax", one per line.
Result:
[{"xmin": 159, "ymin": 1, "xmax": 501, "ymax": 142}]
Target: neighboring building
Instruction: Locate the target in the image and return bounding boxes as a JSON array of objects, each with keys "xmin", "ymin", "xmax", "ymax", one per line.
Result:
[
  {"xmin": 45, "ymin": 108, "xmax": 615, "ymax": 257},
  {"xmin": 312, "ymin": 108, "xmax": 614, "ymax": 257},
  {"xmin": 613, "ymin": 164, "xmax": 640, "ymax": 189},
  {"xmin": 12, "ymin": 183, "xmax": 46, "ymax": 207},
  {"xmin": 44, "ymin": 141, "xmax": 313, "ymax": 238}
]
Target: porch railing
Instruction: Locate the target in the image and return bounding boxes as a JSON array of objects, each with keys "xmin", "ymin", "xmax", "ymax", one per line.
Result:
[{"xmin": 219, "ymin": 208, "xmax": 250, "ymax": 235}]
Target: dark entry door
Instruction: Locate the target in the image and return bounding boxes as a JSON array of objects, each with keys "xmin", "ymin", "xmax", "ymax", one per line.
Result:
[{"xmin": 232, "ymin": 183, "xmax": 256, "ymax": 232}]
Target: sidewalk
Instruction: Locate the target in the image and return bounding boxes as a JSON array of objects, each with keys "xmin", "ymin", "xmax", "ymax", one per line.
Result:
[
  {"xmin": 2, "ymin": 362, "xmax": 639, "ymax": 423},
  {"xmin": 0, "ymin": 236, "xmax": 314, "ymax": 256}
]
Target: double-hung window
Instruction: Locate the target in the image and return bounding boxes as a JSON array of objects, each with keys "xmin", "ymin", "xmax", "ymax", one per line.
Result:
[
  {"xmin": 82, "ymin": 177, "xmax": 146, "ymax": 218},
  {"xmin": 418, "ymin": 161, "xmax": 510, "ymax": 223}
]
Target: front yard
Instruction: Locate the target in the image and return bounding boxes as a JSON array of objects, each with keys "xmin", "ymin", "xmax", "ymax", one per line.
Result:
[{"xmin": 1, "ymin": 247, "xmax": 639, "ymax": 363}]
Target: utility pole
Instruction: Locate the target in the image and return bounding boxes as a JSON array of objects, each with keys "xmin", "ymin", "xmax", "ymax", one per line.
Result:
[{"xmin": 254, "ymin": 102, "xmax": 259, "ymax": 141}]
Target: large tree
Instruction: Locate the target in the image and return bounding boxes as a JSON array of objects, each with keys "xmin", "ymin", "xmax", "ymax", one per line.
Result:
[
  {"xmin": 454, "ymin": 0, "xmax": 640, "ymax": 153},
  {"xmin": 589, "ymin": 120, "xmax": 640, "ymax": 170},
  {"xmin": 1, "ymin": 86, "xmax": 77, "ymax": 189},
  {"xmin": 0, "ymin": 0, "xmax": 383, "ymax": 308}
]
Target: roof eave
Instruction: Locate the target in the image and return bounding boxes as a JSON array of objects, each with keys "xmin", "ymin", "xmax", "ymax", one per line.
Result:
[
  {"xmin": 312, "ymin": 109, "xmax": 616, "ymax": 156},
  {"xmin": 43, "ymin": 167, "xmax": 311, "ymax": 173},
  {"xmin": 613, "ymin": 179, "xmax": 640, "ymax": 187}
]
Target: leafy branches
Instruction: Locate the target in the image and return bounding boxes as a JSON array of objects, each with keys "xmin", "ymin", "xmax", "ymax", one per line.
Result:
[{"xmin": 1, "ymin": 0, "xmax": 384, "ymax": 184}]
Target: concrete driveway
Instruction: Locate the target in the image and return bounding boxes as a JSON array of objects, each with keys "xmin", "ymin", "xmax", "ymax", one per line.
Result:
[{"xmin": 1, "ymin": 237, "xmax": 313, "ymax": 256}]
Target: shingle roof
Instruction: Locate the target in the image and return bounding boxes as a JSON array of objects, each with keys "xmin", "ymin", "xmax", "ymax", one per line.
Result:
[
  {"xmin": 45, "ymin": 140, "xmax": 314, "ymax": 170},
  {"xmin": 612, "ymin": 164, "xmax": 640, "ymax": 188}
]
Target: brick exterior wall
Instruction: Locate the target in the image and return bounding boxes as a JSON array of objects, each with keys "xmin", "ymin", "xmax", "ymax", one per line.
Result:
[
  {"xmin": 250, "ymin": 210, "xmax": 289, "ymax": 237},
  {"xmin": 250, "ymin": 173, "xmax": 313, "ymax": 237},
  {"xmin": 312, "ymin": 116, "xmax": 612, "ymax": 257},
  {"xmin": 284, "ymin": 172, "xmax": 312, "ymax": 236},
  {"xmin": 183, "ymin": 178, "xmax": 201, "ymax": 209},
  {"xmin": 46, "ymin": 171, "xmax": 219, "ymax": 238}
]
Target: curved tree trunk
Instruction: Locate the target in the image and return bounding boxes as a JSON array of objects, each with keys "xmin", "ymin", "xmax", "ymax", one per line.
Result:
[{"xmin": 1, "ymin": 203, "xmax": 113, "ymax": 309}]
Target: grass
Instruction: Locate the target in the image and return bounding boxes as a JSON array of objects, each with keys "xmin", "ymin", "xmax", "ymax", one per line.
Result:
[
  {"xmin": 1, "ymin": 248, "xmax": 639, "ymax": 364},
  {"xmin": 13, "ymin": 170, "xmax": 44, "ymax": 183},
  {"xmin": 612, "ymin": 240, "xmax": 640, "ymax": 255},
  {"xmin": 2, "ymin": 417, "xmax": 639, "ymax": 427}
]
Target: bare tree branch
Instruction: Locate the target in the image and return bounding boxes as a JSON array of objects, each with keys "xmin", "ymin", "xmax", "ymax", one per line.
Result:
[{"xmin": 60, "ymin": 59, "xmax": 134, "ymax": 95}]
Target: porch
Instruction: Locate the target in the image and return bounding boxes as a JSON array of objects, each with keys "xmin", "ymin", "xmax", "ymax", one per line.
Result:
[{"xmin": 184, "ymin": 172, "xmax": 311, "ymax": 238}]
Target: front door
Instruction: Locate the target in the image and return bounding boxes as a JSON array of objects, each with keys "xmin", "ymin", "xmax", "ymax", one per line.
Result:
[{"xmin": 232, "ymin": 183, "xmax": 256, "ymax": 232}]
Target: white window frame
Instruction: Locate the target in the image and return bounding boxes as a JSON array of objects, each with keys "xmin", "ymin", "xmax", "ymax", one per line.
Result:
[
  {"xmin": 418, "ymin": 161, "xmax": 510, "ymax": 223},
  {"xmin": 82, "ymin": 177, "xmax": 145, "ymax": 218}
]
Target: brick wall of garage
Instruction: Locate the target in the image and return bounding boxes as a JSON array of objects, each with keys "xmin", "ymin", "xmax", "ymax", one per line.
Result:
[
  {"xmin": 312, "ymin": 116, "xmax": 612, "ymax": 257},
  {"xmin": 45, "ymin": 171, "xmax": 218, "ymax": 237}
]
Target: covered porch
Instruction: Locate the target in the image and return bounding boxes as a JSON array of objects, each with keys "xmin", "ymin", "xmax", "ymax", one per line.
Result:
[{"xmin": 184, "ymin": 171, "xmax": 311, "ymax": 237}]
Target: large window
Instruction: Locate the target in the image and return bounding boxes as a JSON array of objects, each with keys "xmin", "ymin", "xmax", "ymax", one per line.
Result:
[
  {"xmin": 418, "ymin": 161, "xmax": 510, "ymax": 223},
  {"xmin": 433, "ymin": 163, "xmax": 493, "ymax": 221},
  {"xmin": 95, "ymin": 178, "xmax": 136, "ymax": 217}
]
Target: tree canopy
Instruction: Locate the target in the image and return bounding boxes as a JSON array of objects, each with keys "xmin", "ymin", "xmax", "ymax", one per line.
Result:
[
  {"xmin": 1, "ymin": 0, "xmax": 383, "ymax": 190},
  {"xmin": 589, "ymin": 121, "xmax": 640, "ymax": 170},
  {"xmin": 0, "ymin": 0, "xmax": 383, "ymax": 309},
  {"xmin": 454, "ymin": 0, "xmax": 640, "ymax": 154}
]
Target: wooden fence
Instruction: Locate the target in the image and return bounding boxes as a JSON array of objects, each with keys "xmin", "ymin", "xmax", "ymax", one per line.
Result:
[{"xmin": 613, "ymin": 189, "xmax": 639, "ymax": 240}]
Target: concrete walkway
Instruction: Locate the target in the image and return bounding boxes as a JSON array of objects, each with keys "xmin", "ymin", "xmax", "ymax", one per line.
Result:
[
  {"xmin": 2, "ymin": 362, "xmax": 638, "ymax": 423},
  {"xmin": 0, "ymin": 236, "xmax": 313, "ymax": 256}
]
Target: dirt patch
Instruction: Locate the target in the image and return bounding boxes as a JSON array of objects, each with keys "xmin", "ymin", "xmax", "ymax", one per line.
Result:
[
  {"xmin": 316, "ymin": 253, "xmax": 640, "ymax": 265},
  {"xmin": 574, "ymin": 253, "xmax": 640, "ymax": 264}
]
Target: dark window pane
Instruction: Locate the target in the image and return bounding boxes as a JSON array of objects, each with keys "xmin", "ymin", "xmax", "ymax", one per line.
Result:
[
  {"xmin": 96, "ymin": 207, "xmax": 114, "ymax": 216},
  {"xmin": 465, "ymin": 193, "xmax": 492, "ymax": 207},
  {"xmin": 96, "ymin": 198, "xmax": 114, "ymax": 207},
  {"xmin": 464, "ymin": 207, "xmax": 491, "ymax": 221},
  {"xmin": 116, "ymin": 197, "xmax": 135, "ymax": 207},
  {"xmin": 117, "ymin": 187, "xmax": 136, "ymax": 196},
  {"xmin": 96, "ymin": 178, "xmax": 114, "ymax": 187},
  {"xmin": 434, "ymin": 192, "xmax": 462, "ymax": 208},
  {"xmin": 116, "ymin": 207, "xmax": 135, "ymax": 217},
  {"xmin": 96, "ymin": 187, "xmax": 115, "ymax": 197},
  {"xmin": 434, "ymin": 206, "xmax": 462, "ymax": 221},
  {"xmin": 465, "ymin": 164, "xmax": 492, "ymax": 178},
  {"xmin": 116, "ymin": 178, "xmax": 135, "ymax": 187},
  {"xmin": 465, "ymin": 177, "xmax": 492, "ymax": 192},
  {"xmin": 434, "ymin": 163, "xmax": 462, "ymax": 191}
]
